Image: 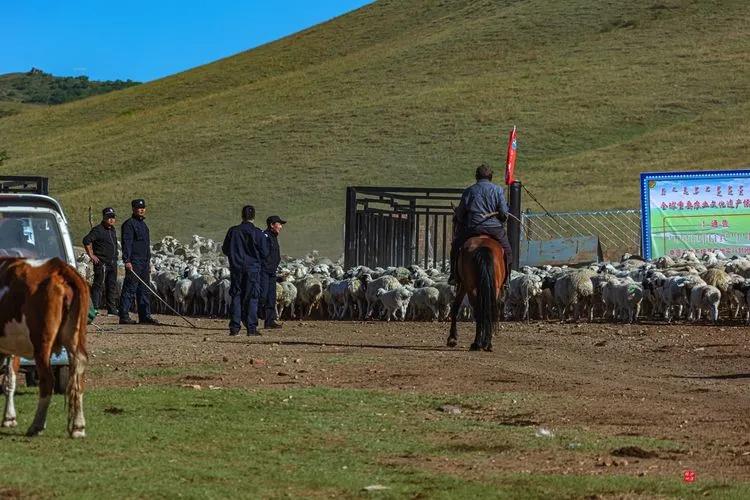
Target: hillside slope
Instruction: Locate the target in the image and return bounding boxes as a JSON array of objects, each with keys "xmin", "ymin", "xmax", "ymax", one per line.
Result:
[{"xmin": 0, "ymin": 0, "xmax": 748, "ymax": 256}]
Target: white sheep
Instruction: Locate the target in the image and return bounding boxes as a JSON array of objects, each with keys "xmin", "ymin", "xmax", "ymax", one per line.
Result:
[
  {"xmin": 375, "ymin": 287, "xmax": 412, "ymax": 321},
  {"xmin": 278, "ymin": 280, "xmax": 298, "ymax": 319},
  {"xmin": 363, "ymin": 274, "xmax": 401, "ymax": 319},
  {"xmin": 407, "ymin": 287, "xmax": 440, "ymax": 321},
  {"xmin": 343, "ymin": 277, "xmax": 366, "ymax": 320},
  {"xmin": 326, "ymin": 280, "xmax": 350, "ymax": 320},
  {"xmin": 689, "ymin": 284, "xmax": 721, "ymax": 322},
  {"xmin": 506, "ymin": 272, "xmax": 543, "ymax": 321},
  {"xmin": 296, "ymin": 275, "xmax": 324, "ymax": 318},
  {"xmin": 553, "ymin": 269, "xmax": 596, "ymax": 322}
]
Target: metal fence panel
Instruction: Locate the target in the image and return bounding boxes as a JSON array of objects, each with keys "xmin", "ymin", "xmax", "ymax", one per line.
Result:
[{"xmin": 521, "ymin": 209, "xmax": 642, "ymax": 261}]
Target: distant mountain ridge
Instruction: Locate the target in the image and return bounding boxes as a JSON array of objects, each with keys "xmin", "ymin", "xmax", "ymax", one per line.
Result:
[
  {"xmin": 0, "ymin": 68, "xmax": 139, "ymax": 106},
  {"xmin": 0, "ymin": 0, "xmax": 747, "ymax": 256}
]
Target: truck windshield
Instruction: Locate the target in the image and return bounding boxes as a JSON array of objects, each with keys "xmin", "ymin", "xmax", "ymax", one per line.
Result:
[{"xmin": 0, "ymin": 212, "xmax": 66, "ymax": 260}]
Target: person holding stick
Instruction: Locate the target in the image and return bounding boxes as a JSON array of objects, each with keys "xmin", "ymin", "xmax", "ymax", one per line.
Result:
[{"xmin": 119, "ymin": 199, "xmax": 159, "ymax": 325}]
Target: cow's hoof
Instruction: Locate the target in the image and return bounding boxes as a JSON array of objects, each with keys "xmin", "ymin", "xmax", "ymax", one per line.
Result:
[
  {"xmin": 1, "ymin": 418, "xmax": 17, "ymax": 428},
  {"xmin": 447, "ymin": 336, "xmax": 458, "ymax": 348},
  {"xmin": 25, "ymin": 426, "xmax": 44, "ymax": 437},
  {"xmin": 469, "ymin": 343, "xmax": 480, "ymax": 351},
  {"xmin": 70, "ymin": 428, "xmax": 86, "ymax": 439}
]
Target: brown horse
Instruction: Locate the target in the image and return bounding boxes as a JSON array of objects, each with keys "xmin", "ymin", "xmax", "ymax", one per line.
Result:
[{"xmin": 447, "ymin": 236, "xmax": 506, "ymax": 351}]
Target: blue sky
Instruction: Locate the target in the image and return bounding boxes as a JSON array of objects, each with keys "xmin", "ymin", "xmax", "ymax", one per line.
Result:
[{"xmin": 4, "ymin": 1, "xmax": 372, "ymax": 82}]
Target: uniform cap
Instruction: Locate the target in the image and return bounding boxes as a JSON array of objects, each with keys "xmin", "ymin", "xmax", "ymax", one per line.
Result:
[
  {"xmin": 131, "ymin": 199, "xmax": 146, "ymax": 209},
  {"xmin": 266, "ymin": 215, "xmax": 287, "ymax": 225},
  {"xmin": 102, "ymin": 207, "xmax": 116, "ymax": 218}
]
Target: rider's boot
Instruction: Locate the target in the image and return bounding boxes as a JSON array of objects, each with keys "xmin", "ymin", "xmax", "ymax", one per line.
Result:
[
  {"xmin": 500, "ymin": 256, "xmax": 512, "ymax": 294},
  {"xmin": 448, "ymin": 250, "xmax": 458, "ymax": 285}
]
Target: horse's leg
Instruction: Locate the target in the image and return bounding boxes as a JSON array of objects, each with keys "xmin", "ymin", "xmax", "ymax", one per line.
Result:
[
  {"xmin": 470, "ymin": 316, "xmax": 482, "ymax": 351},
  {"xmin": 2, "ymin": 356, "xmax": 18, "ymax": 428},
  {"xmin": 447, "ymin": 285, "xmax": 465, "ymax": 347}
]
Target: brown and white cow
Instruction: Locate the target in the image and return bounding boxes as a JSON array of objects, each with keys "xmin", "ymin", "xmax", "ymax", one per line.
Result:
[{"xmin": 0, "ymin": 257, "xmax": 89, "ymax": 438}]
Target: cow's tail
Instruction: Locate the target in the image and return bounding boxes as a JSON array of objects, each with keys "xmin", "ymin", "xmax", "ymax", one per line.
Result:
[{"xmin": 56, "ymin": 261, "xmax": 89, "ymax": 436}]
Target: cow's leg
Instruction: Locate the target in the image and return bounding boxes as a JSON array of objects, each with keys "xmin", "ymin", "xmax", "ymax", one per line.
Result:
[
  {"xmin": 2, "ymin": 356, "xmax": 19, "ymax": 428},
  {"xmin": 67, "ymin": 349, "xmax": 87, "ymax": 438},
  {"xmin": 27, "ymin": 354, "xmax": 53, "ymax": 437}
]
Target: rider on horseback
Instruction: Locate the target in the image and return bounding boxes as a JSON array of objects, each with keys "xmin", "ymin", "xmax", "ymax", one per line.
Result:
[{"xmin": 448, "ymin": 164, "xmax": 513, "ymax": 286}]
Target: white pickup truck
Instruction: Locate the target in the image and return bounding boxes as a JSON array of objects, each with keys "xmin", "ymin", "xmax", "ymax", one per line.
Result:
[{"xmin": 0, "ymin": 176, "xmax": 77, "ymax": 393}]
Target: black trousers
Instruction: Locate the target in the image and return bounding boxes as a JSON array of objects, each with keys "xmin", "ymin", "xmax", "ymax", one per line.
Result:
[
  {"xmin": 259, "ymin": 272, "xmax": 278, "ymax": 326},
  {"xmin": 229, "ymin": 269, "xmax": 261, "ymax": 332},
  {"xmin": 91, "ymin": 261, "xmax": 118, "ymax": 311},
  {"xmin": 120, "ymin": 262, "xmax": 152, "ymax": 321}
]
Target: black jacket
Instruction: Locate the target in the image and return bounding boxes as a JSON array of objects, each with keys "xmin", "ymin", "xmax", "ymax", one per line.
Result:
[
  {"xmin": 82, "ymin": 223, "xmax": 118, "ymax": 263},
  {"xmin": 121, "ymin": 215, "xmax": 151, "ymax": 264},
  {"xmin": 222, "ymin": 221, "xmax": 268, "ymax": 272},
  {"xmin": 263, "ymin": 229, "xmax": 281, "ymax": 275}
]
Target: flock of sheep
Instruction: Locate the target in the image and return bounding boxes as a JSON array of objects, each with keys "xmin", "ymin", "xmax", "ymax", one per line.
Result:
[{"xmin": 77, "ymin": 235, "xmax": 750, "ymax": 324}]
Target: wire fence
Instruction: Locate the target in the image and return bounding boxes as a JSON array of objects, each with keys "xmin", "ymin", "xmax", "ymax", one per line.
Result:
[{"xmin": 521, "ymin": 209, "xmax": 642, "ymax": 261}]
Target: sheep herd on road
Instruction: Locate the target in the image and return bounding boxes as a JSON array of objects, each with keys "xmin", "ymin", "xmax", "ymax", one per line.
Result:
[{"xmin": 77, "ymin": 235, "xmax": 750, "ymax": 325}]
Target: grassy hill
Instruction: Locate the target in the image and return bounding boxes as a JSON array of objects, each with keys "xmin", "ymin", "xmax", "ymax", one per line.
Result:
[
  {"xmin": 0, "ymin": 69, "xmax": 139, "ymax": 105},
  {"xmin": 0, "ymin": 0, "xmax": 748, "ymax": 256}
]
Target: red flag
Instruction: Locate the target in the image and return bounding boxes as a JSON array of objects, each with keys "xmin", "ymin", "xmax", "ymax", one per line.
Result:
[{"xmin": 504, "ymin": 126, "xmax": 517, "ymax": 185}]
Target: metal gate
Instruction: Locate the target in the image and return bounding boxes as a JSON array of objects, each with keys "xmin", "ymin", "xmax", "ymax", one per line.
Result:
[{"xmin": 344, "ymin": 187, "xmax": 463, "ymax": 270}]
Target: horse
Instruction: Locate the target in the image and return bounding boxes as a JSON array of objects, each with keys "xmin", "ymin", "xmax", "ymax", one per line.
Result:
[{"xmin": 447, "ymin": 236, "xmax": 506, "ymax": 351}]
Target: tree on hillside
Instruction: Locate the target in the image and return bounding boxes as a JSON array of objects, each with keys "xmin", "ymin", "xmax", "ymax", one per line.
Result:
[{"xmin": 0, "ymin": 69, "xmax": 140, "ymax": 105}]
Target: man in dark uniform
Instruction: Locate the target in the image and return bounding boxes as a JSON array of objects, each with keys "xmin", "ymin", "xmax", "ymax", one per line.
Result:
[
  {"xmin": 119, "ymin": 199, "xmax": 159, "ymax": 325},
  {"xmin": 449, "ymin": 164, "xmax": 513, "ymax": 286},
  {"xmin": 83, "ymin": 207, "xmax": 119, "ymax": 315},
  {"xmin": 222, "ymin": 205, "xmax": 269, "ymax": 336},
  {"xmin": 260, "ymin": 215, "xmax": 286, "ymax": 329}
]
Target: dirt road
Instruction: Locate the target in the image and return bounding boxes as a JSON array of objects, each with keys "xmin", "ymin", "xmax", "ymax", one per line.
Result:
[{"xmin": 87, "ymin": 316, "xmax": 750, "ymax": 481}]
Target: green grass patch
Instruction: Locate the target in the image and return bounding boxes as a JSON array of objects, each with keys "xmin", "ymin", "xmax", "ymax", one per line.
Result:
[{"xmin": 0, "ymin": 387, "xmax": 746, "ymax": 498}]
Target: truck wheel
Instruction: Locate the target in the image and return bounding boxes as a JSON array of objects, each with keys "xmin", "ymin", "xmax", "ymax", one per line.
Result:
[
  {"xmin": 54, "ymin": 366, "xmax": 69, "ymax": 394},
  {"xmin": 25, "ymin": 369, "xmax": 38, "ymax": 387}
]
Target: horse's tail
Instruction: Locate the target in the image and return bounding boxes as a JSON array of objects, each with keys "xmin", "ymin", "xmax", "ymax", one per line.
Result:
[{"xmin": 474, "ymin": 246, "xmax": 499, "ymax": 348}]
